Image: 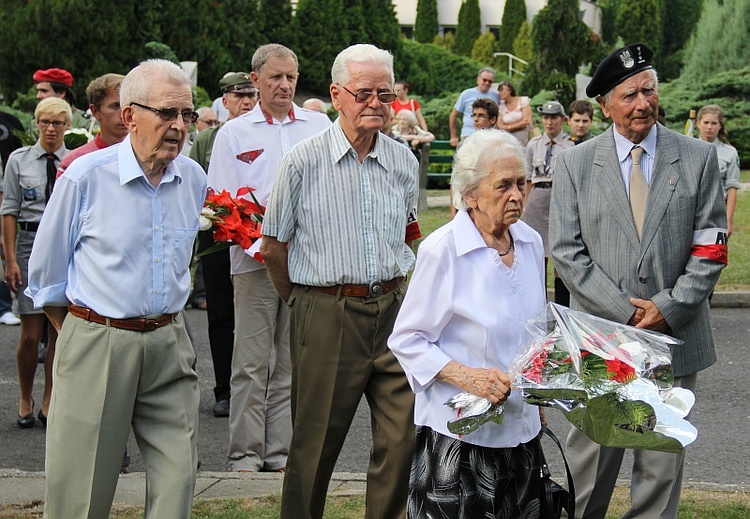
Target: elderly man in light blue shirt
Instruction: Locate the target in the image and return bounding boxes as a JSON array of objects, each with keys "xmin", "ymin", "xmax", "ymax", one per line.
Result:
[{"xmin": 25, "ymin": 59, "xmax": 207, "ymax": 519}]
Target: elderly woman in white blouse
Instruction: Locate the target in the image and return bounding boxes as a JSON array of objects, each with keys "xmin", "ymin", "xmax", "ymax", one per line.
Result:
[
  {"xmin": 388, "ymin": 129, "xmax": 547, "ymax": 518},
  {"xmin": 391, "ymin": 109, "xmax": 435, "ymax": 150}
]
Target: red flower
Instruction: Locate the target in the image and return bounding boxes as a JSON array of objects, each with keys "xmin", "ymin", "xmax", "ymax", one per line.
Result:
[{"xmin": 605, "ymin": 358, "xmax": 637, "ymax": 383}]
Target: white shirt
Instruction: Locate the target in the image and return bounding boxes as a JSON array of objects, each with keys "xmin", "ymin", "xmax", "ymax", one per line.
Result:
[
  {"xmin": 207, "ymin": 102, "xmax": 330, "ymax": 275},
  {"xmin": 388, "ymin": 210, "xmax": 546, "ymax": 448}
]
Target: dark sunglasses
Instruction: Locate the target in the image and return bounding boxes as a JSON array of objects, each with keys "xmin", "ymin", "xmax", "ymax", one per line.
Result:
[
  {"xmin": 337, "ymin": 84, "xmax": 397, "ymax": 104},
  {"xmin": 130, "ymin": 102, "xmax": 199, "ymax": 124}
]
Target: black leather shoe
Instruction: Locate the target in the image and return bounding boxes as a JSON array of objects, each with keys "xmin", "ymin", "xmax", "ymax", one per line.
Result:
[
  {"xmin": 213, "ymin": 399, "xmax": 230, "ymax": 417},
  {"xmin": 17, "ymin": 413, "xmax": 35, "ymax": 429},
  {"xmin": 38, "ymin": 409, "xmax": 47, "ymax": 428}
]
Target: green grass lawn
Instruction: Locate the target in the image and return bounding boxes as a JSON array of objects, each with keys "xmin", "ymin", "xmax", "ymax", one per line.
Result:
[
  {"xmin": 28, "ymin": 487, "xmax": 741, "ymax": 518},
  {"xmin": 419, "ymin": 185, "xmax": 750, "ymax": 290}
]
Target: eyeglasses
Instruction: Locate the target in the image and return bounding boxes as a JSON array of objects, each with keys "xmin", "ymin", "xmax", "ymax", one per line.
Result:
[
  {"xmin": 37, "ymin": 119, "xmax": 67, "ymax": 128},
  {"xmin": 199, "ymin": 119, "xmax": 219, "ymax": 126},
  {"xmin": 130, "ymin": 102, "xmax": 199, "ymax": 124},
  {"xmin": 337, "ymin": 84, "xmax": 397, "ymax": 104},
  {"xmin": 471, "ymin": 113, "xmax": 489, "ymax": 119},
  {"xmin": 479, "ymin": 77, "xmax": 495, "ymax": 84}
]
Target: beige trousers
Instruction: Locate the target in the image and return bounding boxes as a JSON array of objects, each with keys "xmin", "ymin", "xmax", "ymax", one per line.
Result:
[
  {"xmin": 228, "ymin": 269, "xmax": 291, "ymax": 471},
  {"xmin": 44, "ymin": 313, "xmax": 199, "ymax": 519},
  {"xmin": 564, "ymin": 373, "xmax": 697, "ymax": 519},
  {"xmin": 281, "ymin": 284, "xmax": 415, "ymax": 519}
]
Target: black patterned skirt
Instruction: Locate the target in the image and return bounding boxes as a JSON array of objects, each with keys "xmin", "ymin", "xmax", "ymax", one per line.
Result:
[{"xmin": 408, "ymin": 426, "xmax": 543, "ymax": 519}]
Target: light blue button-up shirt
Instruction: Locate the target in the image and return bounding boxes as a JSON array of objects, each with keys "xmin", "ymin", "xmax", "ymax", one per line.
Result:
[{"xmin": 25, "ymin": 134, "xmax": 207, "ymax": 318}]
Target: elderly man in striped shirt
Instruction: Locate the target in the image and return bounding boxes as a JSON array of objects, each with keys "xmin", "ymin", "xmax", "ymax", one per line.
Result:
[{"xmin": 261, "ymin": 44, "xmax": 421, "ymax": 519}]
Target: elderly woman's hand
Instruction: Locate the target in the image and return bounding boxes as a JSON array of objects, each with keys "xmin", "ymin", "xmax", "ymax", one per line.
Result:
[{"xmin": 437, "ymin": 361, "xmax": 511, "ymax": 404}]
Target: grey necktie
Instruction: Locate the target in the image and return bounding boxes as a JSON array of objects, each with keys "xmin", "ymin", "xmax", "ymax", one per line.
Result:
[{"xmin": 629, "ymin": 146, "xmax": 648, "ymax": 239}]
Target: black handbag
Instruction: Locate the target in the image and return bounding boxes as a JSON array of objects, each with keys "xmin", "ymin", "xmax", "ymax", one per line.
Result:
[{"xmin": 539, "ymin": 426, "xmax": 576, "ymax": 519}]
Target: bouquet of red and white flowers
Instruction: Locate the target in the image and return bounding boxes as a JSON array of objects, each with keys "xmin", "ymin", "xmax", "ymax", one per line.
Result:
[
  {"xmin": 510, "ymin": 303, "xmax": 696, "ymax": 453},
  {"xmin": 198, "ymin": 187, "xmax": 264, "ymax": 260},
  {"xmin": 446, "ymin": 304, "xmax": 697, "ymax": 452}
]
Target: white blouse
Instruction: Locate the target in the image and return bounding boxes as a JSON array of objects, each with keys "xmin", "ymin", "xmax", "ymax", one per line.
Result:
[{"xmin": 388, "ymin": 210, "xmax": 546, "ymax": 448}]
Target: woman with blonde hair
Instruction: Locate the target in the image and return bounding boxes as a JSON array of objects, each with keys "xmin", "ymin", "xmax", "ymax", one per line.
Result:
[
  {"xmin": 697, "ymin": 104, "xmax": 741, "ymax": 236},
  {"xmin": 391, "ymin": 109, "xmax": 435, "ymax": 150},
  {"xmin": 2, "ymin": 97, "xmax": 70, "ymax": 428}
]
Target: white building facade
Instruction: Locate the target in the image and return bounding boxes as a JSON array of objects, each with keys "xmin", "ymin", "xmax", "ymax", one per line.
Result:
[{"xmin": 393, "ymin": 0, "xmax": 601, "ymax": 38}]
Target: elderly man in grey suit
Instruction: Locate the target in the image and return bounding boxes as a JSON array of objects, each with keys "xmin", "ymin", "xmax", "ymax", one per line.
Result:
[{"xmin": 549, "ymin": 43, "xmax": 728, "ymax": 519}]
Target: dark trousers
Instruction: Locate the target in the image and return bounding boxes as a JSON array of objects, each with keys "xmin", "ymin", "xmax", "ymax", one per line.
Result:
[
  {"xmin": 199, "ymin": 230, "xmax": 235, "ymax": 402},
  {"xmin": 281, "ymin": 284, "xmax": 415, "ymax": 519}
]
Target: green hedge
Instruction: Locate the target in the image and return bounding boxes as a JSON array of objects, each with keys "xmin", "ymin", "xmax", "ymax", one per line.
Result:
[{"xmin": 660, "ymin": 67, "xmax": 750, "ymax": 167}]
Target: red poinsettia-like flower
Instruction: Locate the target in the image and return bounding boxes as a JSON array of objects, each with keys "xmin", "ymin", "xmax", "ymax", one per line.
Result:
[{"xmin": 199, "ymin": 186, "xmax": 265, "ymax": 258}]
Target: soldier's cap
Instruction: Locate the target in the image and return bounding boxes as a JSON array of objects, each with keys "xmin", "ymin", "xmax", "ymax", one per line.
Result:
[
  {"xmin": 220, "ymin": 72, "xmax": 256, "ymax": 94},
  {"xmin": 586, "ymin": 42, "xmax": 654, "ymax": 98},
  {"xmin": 537, "ymin": 101, "xmax": 566, "ymax": 117},
  {"xmin": 33, "ymin": 68, "xmax": 74, "ymax": 87}
]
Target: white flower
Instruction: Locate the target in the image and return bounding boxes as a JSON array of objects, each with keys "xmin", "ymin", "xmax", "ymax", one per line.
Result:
[{"xmin": 199, "ymin": 214, "xmax": 213, "ymax": 231}]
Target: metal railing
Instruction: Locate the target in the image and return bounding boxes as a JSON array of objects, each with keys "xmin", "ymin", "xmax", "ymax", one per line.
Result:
[{"xmin": 493, "ymin": 52, "xmax": 528, "ymax": 77}]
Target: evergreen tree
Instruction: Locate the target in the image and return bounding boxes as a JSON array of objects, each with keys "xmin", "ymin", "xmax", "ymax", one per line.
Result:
[
  {"xmin": 512, "ymin": 20, "xmax": 533, "ymax": 74},
  {"xmin": 598, "ymin": 0, "xmax": 620, "ymax": 44},
  {"xmin": 498, "ymin": 0, "xmax": 526, "ymax": 54},
  {"xmin": 259, "ymin": 0, "xmax": 295, "ymax": 48},
  {"xmin": 616, "ymin": 0, "xmax": 661, "ymax": 59},
  {"xmin": 680, "ymin": 0, "xmax": 750, "ymax": 85},
  {"xmin": 659, "ymin": 0, "xmax": 702, "ymax": 80},
  {"xmin": 454, "ymin": 0, "xmax": 481, "ymax": 56},
  {"xmin": 433, "ymin": 32, "xmax": 456, "ymax": 53},
  {"xmin": 293, "ymin": 0, "xmax": 347, "ymax": 94},
  {"xmin": 342, "ymin": 0, "xmax": 367, "ymax": 44},
  {"xmin": 471, "ymin": 31, "xmax": 497, "ymax": 67},
  {"xmin": 362, "ymin": 0, "xmax": 403, "ymax": 56},
  {"xmin": 414, "ymin": 0, "xmax": 439, "ymax": 44},
  {"xmin": 522, "ymin": 0, "xmax": 596, "ymax": 106}
]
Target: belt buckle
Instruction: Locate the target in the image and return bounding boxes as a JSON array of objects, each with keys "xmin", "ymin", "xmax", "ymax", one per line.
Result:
[{"xmin": 368, "ymin": 281, "xmax": 384, "ymax": 298}]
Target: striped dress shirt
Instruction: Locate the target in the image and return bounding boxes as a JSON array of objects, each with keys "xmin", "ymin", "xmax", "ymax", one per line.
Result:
[{"xmin": 263, "ymin": 118, "xmax": 421, "ymax": 286}]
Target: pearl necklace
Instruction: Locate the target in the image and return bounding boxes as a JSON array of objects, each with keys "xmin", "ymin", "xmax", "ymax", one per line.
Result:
[{"xmin": 498, "ymin": 234, "xmax": 514, "ymax": 257}]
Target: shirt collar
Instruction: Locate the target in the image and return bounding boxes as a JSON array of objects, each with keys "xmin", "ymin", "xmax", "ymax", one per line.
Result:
[
  {"xmin": 613, "ymin": 123, "xmax": 658, "ymax": 163},
  {"xmin": 117, "ymin": 134, "xmax": 182, "ymax": 186},
  {"xmin": 256, "ymin": 101, "xmax": 298, "ymax": 124},
  {"xmin": 329, "ymin": 117, "xmax": 385, "ymax": 166},
  {"xmin": 35, "ymin": 141, "xmax": 66, "ymax": 159},
  {"xmin": 542, "ymin": 131, "xmax": 569, "ymax": 146},
  {"xmin": 453, "ymin": 209, "xmax": 538, "ymax": 257}
]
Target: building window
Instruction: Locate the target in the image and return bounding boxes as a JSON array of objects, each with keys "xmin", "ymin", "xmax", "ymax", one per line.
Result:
[
  {"xmin": 487, "ymin": 26, "xmax": 500, "ymax": 39},
  {"xmin": 401, "ymin": 25, "xmax": 414, "ymax": 39}
]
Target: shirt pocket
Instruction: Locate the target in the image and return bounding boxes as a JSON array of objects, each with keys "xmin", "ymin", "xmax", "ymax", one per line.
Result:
[
  {"xmin": 172, "ymin": 227, "xmax": 198, "ymax": 276},
  {"xmin": 20, "ymin": 179, "xmax": 42, "ymax": 202}
]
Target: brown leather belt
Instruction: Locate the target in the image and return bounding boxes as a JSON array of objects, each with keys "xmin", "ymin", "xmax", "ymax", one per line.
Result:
[
  {"xmin": 308, "ymin": 277, "xmax": 404, "ymax": 298},
  {"xmin": 67, "ymin": 304, "xmax": 178, "ymax": 332}
]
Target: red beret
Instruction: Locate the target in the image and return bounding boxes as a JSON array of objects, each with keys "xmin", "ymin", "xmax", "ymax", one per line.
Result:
[{"xmin": 33, "ymin": 68, "xmax": 74, "ymax": 87}]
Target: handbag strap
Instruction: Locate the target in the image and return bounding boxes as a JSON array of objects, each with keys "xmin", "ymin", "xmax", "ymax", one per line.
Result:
[{"xmin": 541, "ymin": 425, "xmax": 576, "ymax": 517}]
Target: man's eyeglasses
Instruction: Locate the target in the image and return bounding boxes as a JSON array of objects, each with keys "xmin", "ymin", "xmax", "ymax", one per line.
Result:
[
  {"xmin": 130, "ymin": 102, "xmax": 199, "ymax": 124},
  {"xmin": 337, "ymin": 84, "xmax": 397, "ymax": 104},
  {"xmin": 200, "ymin": 118, "xmax": 219, "ymax": 126},
  {"xmin": 37, "ymin": 119, "xmax": 68, "ymax": 128},
  {"xmin": 471, "ymin": 113, "xmax": 489, "ymax": 119}
]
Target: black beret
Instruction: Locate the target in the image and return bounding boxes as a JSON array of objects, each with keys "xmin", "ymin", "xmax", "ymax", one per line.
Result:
[{"xmin": 586, "ymin": 42, "xmax": 653, "ymax": 98}]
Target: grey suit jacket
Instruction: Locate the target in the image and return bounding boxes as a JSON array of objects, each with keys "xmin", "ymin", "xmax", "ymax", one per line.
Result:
[{"xmin": 549, "ymin": 124, "xmax": 727, "ymax": 377}]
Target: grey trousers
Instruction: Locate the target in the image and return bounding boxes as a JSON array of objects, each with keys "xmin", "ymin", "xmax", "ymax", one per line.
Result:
[
  {"xmin": 564, "ymin": 373, "xmax": 697, "ymax": 519},
  {"xmin": 44, "ymin": 313, "xmax": 199, "ymax": 519},
  {"xmin": 227, "ymin": 269, "xmax": 291, "ymax": 471}
]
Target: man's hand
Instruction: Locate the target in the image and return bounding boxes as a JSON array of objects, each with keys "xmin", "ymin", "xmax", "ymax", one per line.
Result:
[
  {"xmin": 629, "ymin": 297, "xmax": 670, "ymax": 333},
  {"xmin": 260, "ymin": 236, "xmax": 292, "ymax": 303},
  {"xmin": 5, "ymin": 260, "xmax": 22, "ymax": 293}
]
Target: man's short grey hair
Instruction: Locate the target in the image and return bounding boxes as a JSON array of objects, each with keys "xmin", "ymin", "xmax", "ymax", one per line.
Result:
[
  {"xmin": 197, "ymin": 106, "xmax": 214, "ymax": 118},
  {"xmin": 477, "ymin": 67, "xmax": 496, "ymax": 78},
  {"xmin": 120, "ymin": 59, "xmax": 191, "ymax": 107},
  {"xmin": 451, "ymin": 129, "xmax": 527, "ymax": 210},
  {"xmin": 252, "ymin": 44, "xmax": 298, "ymax": 74},
  {"xmin": 302, "ymin": 98, "xmax": 327, "ymax": 113},
  {"xmin": 331, "ymin": 44, "xmax": 394, "ymax": 86},
  {"xmin": 600, "ymin": 68, "xmax": 659, "ymax": 105}
]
